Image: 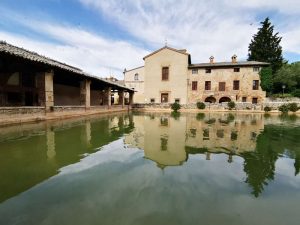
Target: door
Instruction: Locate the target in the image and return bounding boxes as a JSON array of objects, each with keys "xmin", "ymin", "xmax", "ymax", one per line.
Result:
[{"xmin": 161, "ymin": 93, "xmax": 169, "ymax": 103}]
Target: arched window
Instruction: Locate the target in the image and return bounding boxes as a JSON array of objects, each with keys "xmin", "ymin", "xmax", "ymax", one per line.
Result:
[{"xmin": 134, "ymin": 73, "xmax": 139, "ymax": 81}]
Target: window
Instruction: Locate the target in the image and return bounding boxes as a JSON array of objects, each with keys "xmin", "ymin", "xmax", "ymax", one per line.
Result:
[
  {"xmin": 192, "ymin": 81, "xmax": 198, "ymax": 91},
  {"xmin": 205, "ymin": 68, "xmax": 211, "ymax": 73},
  {"xmin": 252, "ymin": 97, "xmax": 258, "ymax": 104},
  {"xmin": 162, "ymin": 67, "xmax": 169, "ymax": 80},
  {"xmin": 192, "ymin": 69, "xmax": 198, "ymax": 74},
  {"xmin": 253, "ymin": 80, "xmax": 259, "ymax": 90},
  {"xmin": 242, "ymin": 97, "xmax": 247, "ymax": 102},
  {"xmin": 233, "ymin": 80, "xmax": 240, "ymax": 90},
  {"xmin": 161, "ymin": 93, "xmax": 169, "ymax": 103},
  {"xmin": 134, "ymin": 73, "xmax": 139, "ymax": 81},
  {"xmin": 234, "ymin": 68, "xmax": 240, "ymax": 72},
  {"xmin": 253, "ymin": 67, "xmax": 260, "ymax": 72},
  {"xmin": 205, "ymin": 81, "xmax": 211, "ymax": 90},
  {"xmin": 219, "ymin": 82, "xmax": 226, "ymax": 91},
  {"xmin": 175, "ymin": 98, "xmax": 180, "ymax": 103},
  {"xmin": 150, "ymin": 98, "xmax": 155, "ymax": 103}
]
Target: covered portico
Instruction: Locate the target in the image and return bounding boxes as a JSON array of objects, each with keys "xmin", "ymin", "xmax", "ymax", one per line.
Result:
[{"xmin": 0, "ymin": 41, "xmax": 134, "ymax": 125}]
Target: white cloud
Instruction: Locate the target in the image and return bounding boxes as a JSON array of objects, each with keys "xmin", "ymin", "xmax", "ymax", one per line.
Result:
[
  {"xmin": 79, "ymin": 0, "xmax": 300, "ymax": 62},
  {"xmin": 0, "ymin": 11, "xmax": 148, "ymax": 79}
]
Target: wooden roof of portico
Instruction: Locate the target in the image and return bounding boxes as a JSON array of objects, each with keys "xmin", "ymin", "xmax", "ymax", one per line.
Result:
[{"xmin": 0, "ymin": 41, "xmax": 134, "ymax": 92}]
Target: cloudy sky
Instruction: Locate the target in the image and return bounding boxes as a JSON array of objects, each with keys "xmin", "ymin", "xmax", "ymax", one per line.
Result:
[{"xmin": 0, "ymin": 0, "xmax": 299, "ymax": 79}]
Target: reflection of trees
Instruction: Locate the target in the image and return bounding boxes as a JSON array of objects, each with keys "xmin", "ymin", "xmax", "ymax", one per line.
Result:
[{"xmin": 242, "ymin": 125, "xmax": 300, "ymax": 197}]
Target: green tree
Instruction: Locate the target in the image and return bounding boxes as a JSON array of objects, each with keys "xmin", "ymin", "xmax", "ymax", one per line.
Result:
[
  {"xmin": 248, "ymin": 17, "xmax": 283, "ymax": 74},
  {"xmin": 259, "ymin": 67, "xmax": 273, "ymax": 93},
  {"xmin": 273, "ymin": 62, "xmax": 300, "ymax": 93}
]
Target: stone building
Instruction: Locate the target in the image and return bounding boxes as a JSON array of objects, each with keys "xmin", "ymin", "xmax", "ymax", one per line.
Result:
[{"xmin": 124, "ymin": 46, "xmax": 268, "ymax": 104}]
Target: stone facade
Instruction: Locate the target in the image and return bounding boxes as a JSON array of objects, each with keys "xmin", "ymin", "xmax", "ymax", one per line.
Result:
[{"xmin": 124, "ymin": 46, "xmax": 267, "ymax": 104}]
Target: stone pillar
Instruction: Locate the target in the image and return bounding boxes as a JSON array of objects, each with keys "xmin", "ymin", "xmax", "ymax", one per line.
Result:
[
  {"xmin": 118, "ymin": 90, "xmax": 124, "ymax": 108},
  {"xmin": 206, "ymin": 152, "xmax": 211, "ymax": 160},
  {"xmin": 129, "ymin": 92, "xmax": 134, "ymax": 105},
  {"xmin": 107, "ymin": 87, "xmax": 111, "ymax": 109},
  {"xmin": 80, "ymin": 79, "xmax": 91, "ymax": 108},
  {"xmin": 45, "ymin": 70, "xmax": 54, "ymax": 112}
]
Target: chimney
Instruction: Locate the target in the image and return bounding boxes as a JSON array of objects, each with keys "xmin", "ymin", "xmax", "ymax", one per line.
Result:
[
  {"xmin": 231, "ymin": 54, "xmax": 237, "ymax": 63},
  {"xmin": 209, "ymin": 56, "xmax": 214, "ymax": 64}
]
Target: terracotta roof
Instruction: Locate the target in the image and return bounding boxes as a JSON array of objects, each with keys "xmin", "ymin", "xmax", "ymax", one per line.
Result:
[
  {"xmin": 143, "ymin": 46, "xmax": 189, "ymax": 60},
  {"xmin": 0, "ymin": 41, "xmax": 134, "ymax": 91},
  {"xmin": 189, "ymin": 61, "xmax": 269, "ymax": 68}
]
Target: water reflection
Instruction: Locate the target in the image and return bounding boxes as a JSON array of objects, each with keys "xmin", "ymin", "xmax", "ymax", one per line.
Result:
[
  {"xmin": 0, "ymin": 113, "xmax": 134, "ymax": 203},
  {"xmin": 125, "ymin": 112, "xmax": 300, "ymax": 197}
]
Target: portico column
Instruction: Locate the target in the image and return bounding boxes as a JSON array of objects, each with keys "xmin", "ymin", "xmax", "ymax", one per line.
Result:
[
  {"xmin": 118, "ymin": 90, "xmax": 124, "ymax": 108},
  {"xmin": 129, "ymin": 92, "xmax": 134, "ymax": 105},
  {"xmin": 45, "ymin": 70, "xmax": 54, "ymax": 112},
  {"xmin": 80, "ymin": 79, "xmax": 91, "ymax": 109},
  {"xmin": 107, "ymin": 87, "xmax": 111, "ymax": 109}
]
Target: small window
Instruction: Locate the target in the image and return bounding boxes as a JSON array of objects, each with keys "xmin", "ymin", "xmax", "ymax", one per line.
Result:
[
  {"xmin": 134, "ymin": 73, "xmax": 139, "ymax": 81},
  {"xmin": 234, "ymin": 68, "xmax": 240, "ymax": 72},
  {"xmin": 205, "ymin": 68, "xmax": 211, "ymax": 73},
  {"xmin": 253, "ymin": 80, "xmax": 259, "ymax": 90},
  {"xmin": 161, "ymin": 93, "xmax": 169, "ymax": 103},
  {"xmin": 219, "ymin": 82, "xmax": 226, "ymax": 91},
  {"xmin": 162, "ymin": 67, "xmax": 169, "ymax": 81},
  {"xmin": 253, "ymin": 67, "xmax": 260, "ymax": 72},
  {"xmin": 175, "ymin": 98, "xmax": 180, "ymax": 103},
  {"xmin": 252, "ymin": 97, "xmax": 258, "ymax": 104},
  {"xmin": 192, "ymin": 81, "xmax": 198, "ymax": 91},
  {"xmin": 233, "ymin": 80, "xmax": 239, "ymax": 90},
  {"xmin": 192, "ymin": 69, "xmax": 198, "ymax": 74},
  {"xmin": 150, "ymin": 98, "xmax": 155, "ymax": 103},
  {"xmin": 205, "ymin": 81, "xmax": 211, "ymax": 90},
  {"xmin": 242, "ymin": 97, "xmax": 247, "ymax": 102}
]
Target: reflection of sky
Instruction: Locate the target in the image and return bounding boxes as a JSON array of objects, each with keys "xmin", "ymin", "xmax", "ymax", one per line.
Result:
[{"xmin": 0, "ymin": 139, "xmax": 299, "ymax": 225}]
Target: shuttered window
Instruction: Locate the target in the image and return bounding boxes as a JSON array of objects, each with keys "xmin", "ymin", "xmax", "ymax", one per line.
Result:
[
  {"xmin": 192, "ymin": 81, "xmax": 198, "ymax": 90},
  {"xmin": 219, "ymin": 82, "xmax": 226, "ymax": 91},
  {"xmin": 205, "ymin": 81, "xmax": 211, "ymax": 90},
  {"xmin": 162, "ymin": 67, "xmax": 169, "ymax": 80},
  {"xmin": 233, "ymin": 80, "xmax": 240, "ymax": 90}
]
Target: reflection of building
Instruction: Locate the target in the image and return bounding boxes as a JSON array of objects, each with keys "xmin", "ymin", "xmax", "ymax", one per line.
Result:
[
  {"xmin": 124, "ymin": 46, "xmax": 268, "ymax": 104},
  {"xmin": 124, "ymin": 113, "xmax": 265, "ymax": 167}
]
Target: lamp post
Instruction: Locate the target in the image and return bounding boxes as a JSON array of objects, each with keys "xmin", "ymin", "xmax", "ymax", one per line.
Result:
[{"xmin": 282, "ymin": 84, "xmax": 286, "ymax": 97}]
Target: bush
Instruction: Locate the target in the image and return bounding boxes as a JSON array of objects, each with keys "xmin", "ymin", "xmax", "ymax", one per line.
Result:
[
  {"xmin": 288, "ymin": 103, "xmax": 299, "ymax": 112},
  {"xmin": 171, "ymin": 102, "xmax": 181, "ymax": 112},
  {"xmin": 264, "ymin": 106, "xmax": 272, "ymax": 112},
  {"xmin": 278, "ymin": 104, "xmax": 289, "ymax": 113},
  {"xmin": 227, "ymin": 101, "xmax": 236, "ymax": 110},
  {"xmin": 292, "ymin": 89, "xmax": 300, "ymax": 98},
  {"xmin": 197, "ymin": 102, "xmax": 206, "ymax": 109}
]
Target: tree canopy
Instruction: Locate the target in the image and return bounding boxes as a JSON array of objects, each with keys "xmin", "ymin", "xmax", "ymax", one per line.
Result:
[{"xmin": 248, "ymin": 17, "xmax": 283, "ymax": 74}]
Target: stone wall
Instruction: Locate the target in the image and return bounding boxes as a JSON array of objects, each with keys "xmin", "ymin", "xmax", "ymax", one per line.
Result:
[{"xmin": 188, "ymin": 66, "xmax": 266, "ymax": 104}]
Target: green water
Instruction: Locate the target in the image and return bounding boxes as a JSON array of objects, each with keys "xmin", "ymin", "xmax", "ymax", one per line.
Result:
[{"xmin": 0, "ymin": 112, "xmax": 300, "ymax": 225}]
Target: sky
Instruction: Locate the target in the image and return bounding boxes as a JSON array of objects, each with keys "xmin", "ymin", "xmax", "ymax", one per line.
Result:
[{"xmin": 0, "ymin": 0, "xmax": 299, "ymax": 79}]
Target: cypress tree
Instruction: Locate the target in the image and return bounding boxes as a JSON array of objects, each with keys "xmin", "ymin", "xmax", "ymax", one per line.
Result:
[{"xmin": 248, "ymin": 17, "xmax": 283, "ymax": 74}]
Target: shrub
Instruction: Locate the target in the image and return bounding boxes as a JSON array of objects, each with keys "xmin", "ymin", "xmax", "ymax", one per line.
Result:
[
  {"xmin": 278, "ymin": 104, "xmax": 289, "ymax": 113},
  {"xmin": 197, "ymin": 102, "xmax": 206, "ymax": 109},
  {"xmin": 292, "ymin": 89, "xmax": 300, "ymax": 98},
  {"xmin": 227, "ymin": 101, "xmax": 236, "ymax": 110},
  {"xmin": 288, "ymin": 103, "xmax": 299, "ymax": 112},
  {"xmin": 264, "ymin": 106, "xmax": 272, "ymax": 112},
  {"xmin": 171, "ymin": 102, "xmax": 181, "ymax": 112}
]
